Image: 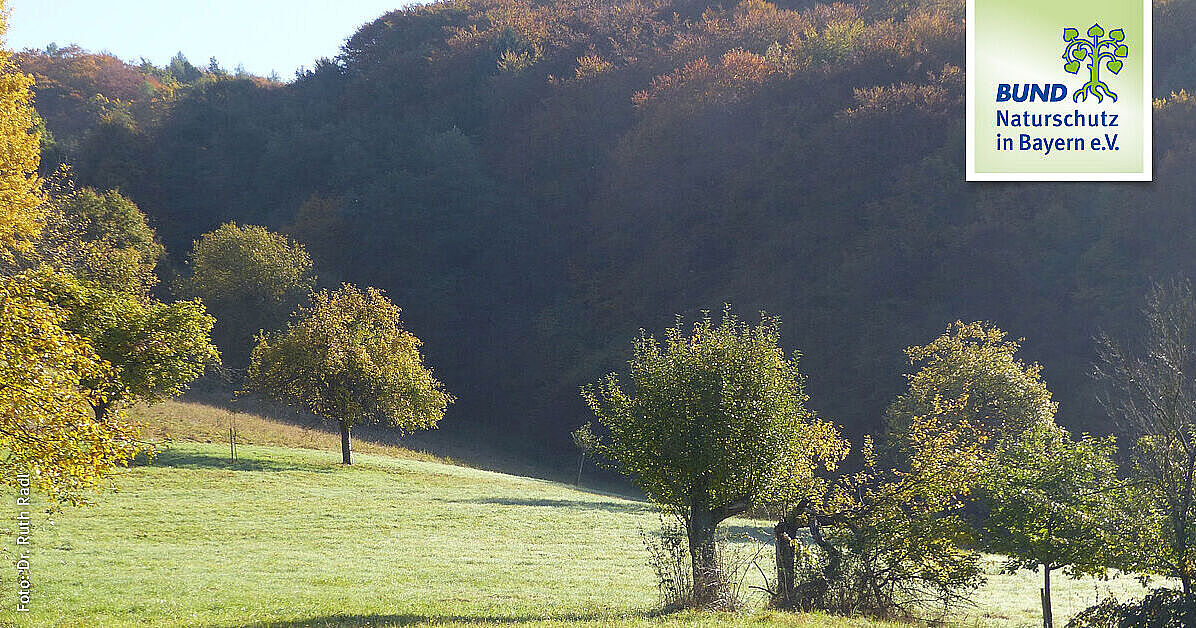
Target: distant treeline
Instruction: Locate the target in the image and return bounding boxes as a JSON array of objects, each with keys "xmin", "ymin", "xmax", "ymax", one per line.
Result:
[{"xmin": 19, "ymin": 0, "xmax": 1196, "ymax": 466}]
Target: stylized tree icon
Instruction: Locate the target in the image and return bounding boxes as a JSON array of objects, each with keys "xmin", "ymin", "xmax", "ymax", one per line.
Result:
[{"xmin": 1062, "ymin": 24, "xmax": 1129, "ymax": 103}]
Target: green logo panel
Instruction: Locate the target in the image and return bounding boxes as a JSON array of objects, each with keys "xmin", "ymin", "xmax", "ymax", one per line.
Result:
[{"xmin": 967, "ymin": 0, "xmax": 1151, "ymax": 181}]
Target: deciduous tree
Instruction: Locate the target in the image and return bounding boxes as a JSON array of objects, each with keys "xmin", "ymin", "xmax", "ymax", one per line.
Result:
[
  {"xmin": 34, "ymin": 187, "xmax": 164, "ymax": 294},
  {"xmin": 0, "ymin": 269, "xmax": 142, "ymax": 504},
  {"xmin": 184, "ymin": 222, "xmax": 315, "ymax": 366},
  {"xmin": 582, "ymin": 307, "xmax": 845, "ymax": 607},
  {"xmin": 32, "ymin": 268, "xmax": 219, "ymax": 420},
  {"xmin": 246, "ymin": 284, "xmax": 452, "ymax": 464},
  {"xmin": 887, "ymin": 320, "xmax": 1057, "ymax": 449},
  {"xmin": 0, "ymin": 3, "xmax": 45, "ymax": 261},
  {"xmin": 982, "ymin": 423, "xmax": 1123, "ymax": 628},
  {"xmin": 1095, "ymin": 278, "xmax": 1196, "ymax": 596},
  {"xmin": 777, "ymin": 395, "xmax": 987, "ymax": 619},
  {"xmin": 0, "ymin": 5, "xmax": 145, "ymax": 503}
]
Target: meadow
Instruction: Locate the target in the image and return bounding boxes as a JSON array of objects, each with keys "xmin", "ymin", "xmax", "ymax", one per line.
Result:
[{"xmin": 0, "ymin": 402, "xmax": 1156, "ymax": 627}]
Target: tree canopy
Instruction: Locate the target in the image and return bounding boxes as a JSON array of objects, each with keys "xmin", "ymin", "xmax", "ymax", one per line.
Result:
[
  {"xmin": 886, "ymin": 321, "xmax": 1057, "ymax": 449},
  {"xmin": 0, "ymin": 5, "xmax": 45, "ymax": 260},
  {"xmin": 16, "ymin": 0, "xmax": 1196, "ymax": 462},
  {"xmin": 184, "ymin": 222, "xmax": 315, "ymax": 366},
  {"xmin": 246, "ymin": 284, "xmax": 453, "ymax": 464},
  {"xmin": 582, "ymin": 307, "xmax": 845, "ymax": 605}
]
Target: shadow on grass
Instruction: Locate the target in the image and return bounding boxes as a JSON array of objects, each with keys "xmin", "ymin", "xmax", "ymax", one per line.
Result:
[
  {"xmin": 212, "ymin": 611, "xmax": 632, "ymax": 627},
  {"xmin": 451, "ymin": 496, "xmax": 651, "ymax": 514},
  {"xmin": 139, "ymin": 448, "xmax": 336, "ymax": 474},
  {"xmin": 722, "ymin": 523, "xmax": 775, "ymax": 545}
]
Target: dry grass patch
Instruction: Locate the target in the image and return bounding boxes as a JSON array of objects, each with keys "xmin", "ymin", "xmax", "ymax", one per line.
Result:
[{"xmin": 131, "ymin": 398, "xmax": 447, "ymax": 464}]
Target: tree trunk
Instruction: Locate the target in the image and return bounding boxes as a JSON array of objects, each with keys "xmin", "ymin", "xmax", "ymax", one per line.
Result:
[
  {"xmin": 687, "ymin": 508, "xmax": 721, "ymax": 607},
  {"xmin": 774, "ymin": 514, "xmax": 799, "ymax": 608},
  {"xmin": 807, "ymin": 510, "xmax": 843, "ymax": 585},
  {"xmin": 1041, "ymin": 565, "xmax": 1053, "ymax": 628},
  {"xmin": 339, "ymin": 420, "xmax": 352, "ymax": 465}
]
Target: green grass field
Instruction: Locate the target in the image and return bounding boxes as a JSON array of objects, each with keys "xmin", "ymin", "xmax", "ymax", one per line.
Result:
[{"xmin": 0, "ymin": 402, "xmax": 1158, "ymax": 627}]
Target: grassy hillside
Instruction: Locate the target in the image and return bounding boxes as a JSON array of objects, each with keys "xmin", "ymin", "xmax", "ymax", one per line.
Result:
[{"xmin": 0, "ymin": 403, "xmax": 1155, "ymax": 627}]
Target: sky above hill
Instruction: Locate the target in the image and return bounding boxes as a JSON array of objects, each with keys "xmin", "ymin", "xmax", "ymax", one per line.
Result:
[{"xmin": 7, "ymin": 0, "xmax": 413, "ymax": 78}]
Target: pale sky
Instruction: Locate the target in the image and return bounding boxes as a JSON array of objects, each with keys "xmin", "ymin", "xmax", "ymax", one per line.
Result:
[{"xmin": 7, "ymin": 1, "xmax": 416, "ymax": 78}]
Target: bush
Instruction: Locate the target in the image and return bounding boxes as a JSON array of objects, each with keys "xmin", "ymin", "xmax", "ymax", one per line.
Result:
[
  {"xmin": 641, "ymin": 512, "xmax": 694, "ymax": 610},
  {"xmin": 640, "ymin": 510, "xmax": 760, "ymax": 611},
  {"xmin": 1068, "ymin": 589, "xmax": 1196, "ymax": 628}
]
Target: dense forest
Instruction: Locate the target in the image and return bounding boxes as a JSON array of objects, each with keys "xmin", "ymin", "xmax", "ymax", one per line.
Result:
[{"xmin": 19, "ymin": 0, "xmax": 1196, "ymax": 466}]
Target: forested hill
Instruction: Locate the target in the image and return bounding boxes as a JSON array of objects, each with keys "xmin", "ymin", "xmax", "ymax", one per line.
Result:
[{"xmin": 20, "ymin": 0, "xmax": 1196, "ymax": 464}]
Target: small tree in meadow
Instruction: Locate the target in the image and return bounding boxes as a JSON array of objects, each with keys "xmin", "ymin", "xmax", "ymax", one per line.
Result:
[
  {"xmin": 982, "ymin": 422, "xmax": 1123, "ymax": 628},
  {"xmin": 246, "ymin": 284, "xmax": 453, "ymax": 464},
  {"xmin": 582, "ymin": 307, "xmax": 845, "ymax": 607},
  {"xmin": 775, "ymin": 321, "xmax": 1054, "ymax": 619}
]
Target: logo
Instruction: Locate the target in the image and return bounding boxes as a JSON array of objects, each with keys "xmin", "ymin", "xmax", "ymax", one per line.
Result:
[{"xmin": 1062, "ymin": 23, "xmax": 1129, "ymax": 103}]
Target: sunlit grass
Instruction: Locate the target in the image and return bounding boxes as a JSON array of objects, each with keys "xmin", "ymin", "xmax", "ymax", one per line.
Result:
[{"xmin": 0, "ymin": 401, "xmax": 1161, "ymax": 626}]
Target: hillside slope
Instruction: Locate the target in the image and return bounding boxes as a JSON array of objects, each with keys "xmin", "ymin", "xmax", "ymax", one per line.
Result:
[{"xmin": 0, "ymin": 403, "xmax": 1154, "ymax": 627}]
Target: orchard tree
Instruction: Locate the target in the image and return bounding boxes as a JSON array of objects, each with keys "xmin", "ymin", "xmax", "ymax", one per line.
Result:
[
  {"xmin": 184, "ymin": 222, "xmax": 315, "ymax": 366},
  {"xmin": 982, "ymin": 423, "xmax": 1123, "ymax": 628},
  {"xmin": 582, "ymin": 307, "xmax": 845, "ymax": 607},
  {"xmin": 778, "ymin": 396, "xmax": 988, "ymax": 618},
  {"xmin": 887, "ymin": 321, "xmax": 1057, "ymax": 449},
  {"xmin": 32, "ymin": 268, "xmax": 219, "ymax": 420},
  {"xmin": 26, "ymin": 189, "xmax": 218, "ymax": 421},
  {"xmin": 246, "ymin": 284, "xmax": 453, "ymax": 464},
  {"xmin": 1095, "ymin": 278, "xmax": 1196, "ymax": 596}
]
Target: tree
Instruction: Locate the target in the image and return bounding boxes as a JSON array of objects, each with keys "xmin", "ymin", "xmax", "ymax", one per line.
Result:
[
  {"xmin": 0, "ymin": 269, "xmax": 144, "ymax": 504},
  {"xmin": 36, "ymin": 187, "xmax": 164, "ymax": 295},
  {"xmin": 0, "ymin": 3, "xmax": 45, "ymax": 261},
  {"xmin": 23, "ymin": 187, "xmax": 219, "ymax": 420},
  {"xmin": 778, "ymin": 395, "xmax": 988, "ymax": 619},
  {"xmin": 166, "ymin": 52, "xmax": 201, "ymax": 83},
  {"xmin": 982, "ymin": 422, "xmax": 1123, "ymax": 628},
  {"xmin": 0, "ymin": 3, "xmax": 144, "ymax": 504},
  {"xmin": 1095, "ymin": 278, "xmax": 1196, "ymax": 596},
  {"xmin": 245, "ymin": 284, "xmax": 453, "ymax": 464},
  {"xmin": 32, "ymin": 268, "xmax": 219, "ymax": 420},
  {"xmin": 582, "ymin": 307, "xmax": 845, "ymax": 607},
  {"xmin": 887, "ymin": 321, "xmax": 1057, "ymax": 452},
  {"xmin": 184, "ymin": 223, "xmax": 315, "ymax": 366}
]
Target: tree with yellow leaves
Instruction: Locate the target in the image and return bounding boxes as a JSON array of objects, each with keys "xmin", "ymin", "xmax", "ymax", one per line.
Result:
[
  {"xmin": 0, "ymin": 269, "xmax": 144, "ymax": 504},
  {"xmin": 0, "ymin": 2, "xmax": 45, "ymax": 260},
  {"xmin": 0, "ymin": 5, "xmax": 148, "ymax": 504}
]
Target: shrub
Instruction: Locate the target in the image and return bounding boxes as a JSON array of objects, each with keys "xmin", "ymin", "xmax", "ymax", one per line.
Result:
[
  {"xmin": 640, "ymin": 510, "xmax": 760, "ymax": 612},
  {"xmin": 1067, "ymin": 589, "xmax": 1196, "ymax": 628}
]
